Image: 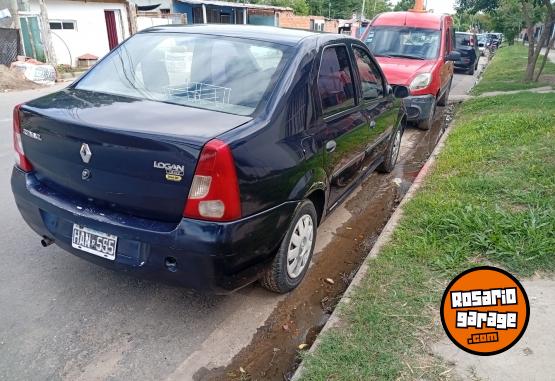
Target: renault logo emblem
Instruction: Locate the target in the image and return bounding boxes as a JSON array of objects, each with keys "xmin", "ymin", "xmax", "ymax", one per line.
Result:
[{"xmin": 80, "ymin": 143, "xmax": 92, "ymax": 164}]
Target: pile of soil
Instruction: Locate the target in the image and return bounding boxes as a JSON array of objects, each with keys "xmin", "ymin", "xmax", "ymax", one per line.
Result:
[{"xmin": 0, "ymin": 65, "xmax": 43, "ymax": 91}]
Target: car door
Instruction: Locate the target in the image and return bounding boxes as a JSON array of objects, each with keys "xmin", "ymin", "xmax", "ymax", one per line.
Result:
[
  {"xmin": 316, "ymin": 43, "xmax": 367, "ymax": 210},
  {"xmin": 440, "ymin": 22, "xmax": 455, "ymax": 93},
  {"xmin": 351, "ymin": 44, "xmax": 397, "ymax": 167}
]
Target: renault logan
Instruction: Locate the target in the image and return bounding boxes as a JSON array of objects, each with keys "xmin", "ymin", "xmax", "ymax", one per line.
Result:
[{"xmin": 11, "ymin": 25, "xmax": 408, "ymax": 293}]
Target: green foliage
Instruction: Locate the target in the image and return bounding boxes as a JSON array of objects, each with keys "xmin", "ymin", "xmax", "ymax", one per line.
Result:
[
  {"xmin": 456, "ymin": 0, "xmax": 500, "ymax": 13},
  {"xmin": 305, "ymin": 0, "xmax": 390, "ymax": 19},
  {"xmin": 491, "ymin": 0, "xmax": 522, "ymax": 44},
  {"xmin": 393, "ymin": 0, "xmax": 413, "ymax": 11}
]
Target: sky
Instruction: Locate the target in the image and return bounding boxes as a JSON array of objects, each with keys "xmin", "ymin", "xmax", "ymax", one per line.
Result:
[{"xmin": 390, "ymin": 0, "xmax": 457, "ymax": 14}]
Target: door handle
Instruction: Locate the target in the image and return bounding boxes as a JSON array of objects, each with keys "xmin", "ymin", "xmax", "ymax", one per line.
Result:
[
  {"xmin": 325, "ymin": 140, "xmax": 337, "ymax": 153},
  {"xmin": 369, "ymin": 120, "xmax": 376, "ymax": 129}
]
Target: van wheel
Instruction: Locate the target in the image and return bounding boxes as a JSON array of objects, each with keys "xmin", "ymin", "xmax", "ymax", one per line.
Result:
[
  {"xmin": 378, "ymin": 122, "xmax": 403, "ymax": 173},
  {"xmin": 417, "ymin": 101, "xmax": 436, "ymax": 130},
  {"xmin": 468, "ymin": 64, "xmax": 475, "ymax": 75},
  {"xmin": 260, "ymin": 200, "xmax": 317, "ymax": 293}
]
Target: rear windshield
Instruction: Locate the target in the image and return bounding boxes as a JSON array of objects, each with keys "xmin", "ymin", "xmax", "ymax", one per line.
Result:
[
  {"xmin": 456, "ymin": 34, "xmax": 473, "ymax": 47},
  {"xmin": 365, "ymin": 26, "xmax": 441, "ymax": 60},
  {"xmin": 75, "ymin": 33, "xmax": 292, "ymax": 116}
]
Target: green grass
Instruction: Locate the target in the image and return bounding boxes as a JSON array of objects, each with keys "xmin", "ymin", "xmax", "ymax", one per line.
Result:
[
  {"xmin": 472, "ymin": 44, "xmax": 555, "ymax": 95},
  {"xmin": 299, "ymin": 92, "xmax": 555, "ymax": 380}
]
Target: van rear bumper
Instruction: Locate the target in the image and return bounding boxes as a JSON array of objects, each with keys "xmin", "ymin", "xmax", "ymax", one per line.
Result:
[{"xmin": 11, "ymin": 167, "xmax": 298, "ymax": 293}]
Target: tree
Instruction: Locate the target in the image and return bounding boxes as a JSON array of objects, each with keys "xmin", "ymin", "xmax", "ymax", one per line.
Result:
[
  {"xmin": 491, "ymin": 0, "xmax": 523, "ymax": 44},
  {"xmin": 456, "ymin": 0, "xmax": 500, "ymax": 13},
  {"xmin": 521, "ymin": 0, "xmax": 553, "ymax": 82},
  {"xmin": 393, "ymin": 0, "xmax": 413, "ymax": 11}
]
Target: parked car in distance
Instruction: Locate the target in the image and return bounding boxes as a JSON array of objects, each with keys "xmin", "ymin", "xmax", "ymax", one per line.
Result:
[
  {"xmin": 11, "ymin": 25, "xmax": 409, "ymax": 294},
  {"xmin": 455, "ymin": 32, "xmax": 479, "ymax": 75},
  {"xmin": 477, "ymin": 33, "xmax": 487, "ymax": 56},
  {"xmin": 360, "ymin": 11, "xmax": 460, "ymax": 130}
]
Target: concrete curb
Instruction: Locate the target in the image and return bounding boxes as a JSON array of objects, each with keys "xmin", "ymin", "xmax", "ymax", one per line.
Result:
[{"xmin": 291, "ymin": 120, "xmax": 457, "ymax": 381}]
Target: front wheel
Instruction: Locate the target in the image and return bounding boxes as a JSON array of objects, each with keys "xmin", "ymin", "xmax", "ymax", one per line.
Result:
[
  {"xmin": 260, "ymin": 200, "xmax": 317, "ymax": 293},
  {"xmin": 417, "ymin": 100, "xmax": 436, "ymax": 130},
  {"xmin": 378, "ymin": 122, "xmax": 403, "ymax": 173}
]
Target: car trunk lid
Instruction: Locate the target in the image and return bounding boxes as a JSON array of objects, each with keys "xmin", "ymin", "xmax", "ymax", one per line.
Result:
[{"xmin": 19, "ymin": 89, "xmax": 251, "ymax": 222}]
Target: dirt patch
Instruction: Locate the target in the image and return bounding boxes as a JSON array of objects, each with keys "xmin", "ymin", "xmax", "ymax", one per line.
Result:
[
  {"xmin": 197, "ymin": 106, "xmax": 455, "ymax": 381},
  {"xmin": 0, "ymin": 65, "xmax": 43, "ymax": 92}
]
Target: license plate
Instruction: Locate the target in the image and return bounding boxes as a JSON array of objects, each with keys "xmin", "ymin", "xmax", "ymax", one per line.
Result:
[{"xmin": 72, "ymin": 225, "xmax": 117, "ymax": 260}]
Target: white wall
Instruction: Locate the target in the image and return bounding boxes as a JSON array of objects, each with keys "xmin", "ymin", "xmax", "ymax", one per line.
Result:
[{"xmin": 28, "ymin": 0, "xmax": 130, "ymax": 66}]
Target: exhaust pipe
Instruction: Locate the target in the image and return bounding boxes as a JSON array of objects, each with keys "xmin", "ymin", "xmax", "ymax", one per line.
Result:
[{"xmin": 41, "ymin": 236, "xmax": 54, "ymax": 247}]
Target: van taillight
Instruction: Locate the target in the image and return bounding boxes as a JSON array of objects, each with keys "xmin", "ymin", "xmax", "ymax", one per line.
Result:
[
  {"xmin": 183, "ymin": 139, "xmax": 241, "ymax": 221},
  {"xmin": 13, "ymin": 105, "xmax": 33, "ymax": 172}
]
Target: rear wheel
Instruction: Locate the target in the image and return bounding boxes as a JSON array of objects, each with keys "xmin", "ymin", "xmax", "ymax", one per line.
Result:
[
  {"xmin": 417, "ymin": 100, "xmax": 436, "ymax": 130},
  {"xmin": 260, "ymin": 200, "xmax": 317, "ymax": 293},
  {"xmin": 468, "ymin": 64, "xmax": 475, "ymax": 75},
  {"xmin": 378, "ymin": 122, "xmax": 403, "ymax": 173}
]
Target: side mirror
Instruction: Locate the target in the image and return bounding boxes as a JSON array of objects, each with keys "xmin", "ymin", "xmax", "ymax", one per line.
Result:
[
  {"xmin": 445, "ymin": 51, "xmax": 461, "ymax": 61},
  {"xmin": 393, "ymin": 85, "xmax": 410, "ymax": 99},
  {"xmin": 387, "ymin": 85, "xmax": 394, "ymax": 95}
]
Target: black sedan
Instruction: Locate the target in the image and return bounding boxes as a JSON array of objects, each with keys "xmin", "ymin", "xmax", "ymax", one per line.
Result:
[
  {"xmin": 11, "ymin": 25, "xmax": 408, "ymax": 293},
  {"xmin": 455, "ymin": 32, "xmax": 480, "ymax": 75}
]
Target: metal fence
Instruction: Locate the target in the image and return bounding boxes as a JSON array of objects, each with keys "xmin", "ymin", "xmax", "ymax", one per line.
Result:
[{"xmin": 0, "ymin": 28, "xmax": 19, "ymax": 66}]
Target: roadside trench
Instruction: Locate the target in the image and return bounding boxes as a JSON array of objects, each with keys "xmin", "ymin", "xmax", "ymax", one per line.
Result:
[{"xmin": 198, "ymin": 106, "xmax": 454, "ymax": 381}]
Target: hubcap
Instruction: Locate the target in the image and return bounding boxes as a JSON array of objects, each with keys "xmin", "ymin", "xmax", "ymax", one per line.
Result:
[
  {"xmin": 286, "ymin": 214, "xmax": 314, "ymax": 279},
  {"xmin": 391, "ymin": 129, "xmax": 401, "ymax": 164}
]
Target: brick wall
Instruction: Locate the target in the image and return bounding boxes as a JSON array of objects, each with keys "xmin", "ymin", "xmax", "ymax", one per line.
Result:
[{"xmin": 279, "ymin": 15, "xmax": 338, "ymax": 33}]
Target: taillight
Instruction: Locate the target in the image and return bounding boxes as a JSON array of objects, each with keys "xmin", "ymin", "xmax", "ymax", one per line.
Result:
[
  {"xmin": 184, "ymin": 139, "xmax": 241, "ymax": 221},
  {"xmin": 13, "ymin": 104, "xmax": 33, "ymax": 172}
]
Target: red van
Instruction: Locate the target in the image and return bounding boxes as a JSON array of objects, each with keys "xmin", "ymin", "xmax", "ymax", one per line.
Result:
[{"xmin": 360, "ymin": 11, "xmax": 460, "ymax": 130}]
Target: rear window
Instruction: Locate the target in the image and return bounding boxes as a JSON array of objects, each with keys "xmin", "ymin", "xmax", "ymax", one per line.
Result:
[
  {"xmin": 456, "ymin": 34, "xmax": 472, "ymax": 47},
  {"xmin": 76, "ymin": 33, "xmax": 292, "ymax": 116}
]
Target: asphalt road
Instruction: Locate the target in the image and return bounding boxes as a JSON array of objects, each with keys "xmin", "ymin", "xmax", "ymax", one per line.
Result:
[{"xmin": 0, "ymin": 62, "xmax": 483, "ymax": 381}]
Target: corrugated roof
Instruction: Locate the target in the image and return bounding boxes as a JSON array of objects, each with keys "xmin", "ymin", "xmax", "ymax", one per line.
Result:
[{"xmin": 175, "ymin": 0, "xmax": 292, "ymax": 11}]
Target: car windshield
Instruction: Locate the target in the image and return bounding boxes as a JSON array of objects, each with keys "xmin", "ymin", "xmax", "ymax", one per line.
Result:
[
  {"xmin": 75, "ymin": 33, "xmax": 292, "ymax": 116},
  {"xmin": 478, "ymin": 34, "xmax": 486, "ymax": 43},
  {"xmin": 364, "ymin": 26, "xmax": 441, "ymax": 60},
  {"xmin": 456, "ymin": 33, "xmax": 472, "ymax": 47}
]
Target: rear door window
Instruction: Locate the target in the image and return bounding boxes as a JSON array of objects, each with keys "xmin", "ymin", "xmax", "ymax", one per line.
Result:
[
  {"xmin": 352, "ymin": 46, "xmax": 384, "ymax": 101},
  {"xmin": 456, "ymin": 34, "xmax": 472, "ymax": 47},
  {"xmin": 317, "ymin": 45, "xmax": 356, "ymax": 116}
]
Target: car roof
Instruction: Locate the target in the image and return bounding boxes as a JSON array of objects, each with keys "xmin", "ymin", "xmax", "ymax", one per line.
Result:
[
  {"xmin": 372, "ymin": 11, "xmax": 447, "ymax": 30},
  {"xmin": 140, "ymin": 24, "xmax": 327, "ymax": 46}
]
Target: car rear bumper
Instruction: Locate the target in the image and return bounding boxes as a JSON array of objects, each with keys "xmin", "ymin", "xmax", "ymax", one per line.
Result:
[
  {"xmin": 11, "ymin": 167, "xmax": 297, "ymax": 293},
  {"xmin": 403, "ymin": 95, "xmax": 435, "ymax": 123},
  {"xmin": 454, "ymin": 58, "xmax": 474, "ymax": 70}
]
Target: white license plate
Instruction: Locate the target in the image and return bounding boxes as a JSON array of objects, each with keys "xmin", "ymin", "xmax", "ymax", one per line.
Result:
[{"xmin": 71, "ymin": 225, "xmax": 118, "ymax": 260}]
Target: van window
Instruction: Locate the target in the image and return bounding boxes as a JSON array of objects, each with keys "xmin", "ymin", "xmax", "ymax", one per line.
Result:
[
  {"xmin": 317, "ymin": 45, "xmax": 356, "ymax": 116},
  {"xmin": 365, "ymin": 26, "xmax": 441, "ymax": 60}
]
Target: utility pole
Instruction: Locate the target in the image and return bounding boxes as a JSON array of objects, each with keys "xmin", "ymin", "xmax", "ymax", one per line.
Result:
[{"xmin": 37, "ymin": 0, "xmax": 56, "ymax": 64}]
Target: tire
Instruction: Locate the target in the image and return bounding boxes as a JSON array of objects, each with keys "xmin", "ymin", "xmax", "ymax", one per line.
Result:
[
  {"xmin": 467, "ymin": 64, "xmax": 475, "ymax": 75},
  {"xmin": 260, "ymin": 200, "xmax": 317, "ymax": 293},
  {"xmin": 437, "ymin": 80, "xmax": 451, "ymax": 106},
  {"xmin": 378, "ymin": 122, "xmax": 403, "ymax": 173},
  {"xmin": 417, "ymin": 99, "xmax": 436, "ymax": 130}
]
